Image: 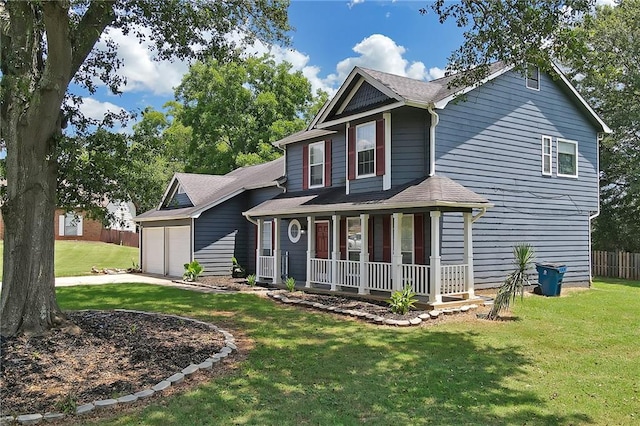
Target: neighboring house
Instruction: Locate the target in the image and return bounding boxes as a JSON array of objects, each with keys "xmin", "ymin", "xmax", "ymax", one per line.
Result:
[
  {"xmin": 0, "ymin": 202, "xmax": 136, "ymax": 242},
  {"xmin": 134, "ymin": 159, "xmax": 284, "ymax": 277},
  {"xmin": 241, "ymin": 62, "xmax": 610, "ymax": 306}
]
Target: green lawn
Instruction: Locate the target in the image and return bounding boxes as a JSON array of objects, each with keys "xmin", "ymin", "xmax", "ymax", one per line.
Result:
[
  {"xmin": 0, "ymin": 241, "xmax": 139, "ymax": 278},
  {"xmin": 55, "ymin": 279, "xmax": 640, "ymax": 425}
]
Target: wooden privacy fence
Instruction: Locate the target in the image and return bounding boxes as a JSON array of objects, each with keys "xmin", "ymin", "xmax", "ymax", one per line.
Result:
[
  {"xmin": 592, "ymin": 251, "xmax": 640, "ymax": 280},
  {"xmin": 100, "ymin": 229, "xmax": 139, "ymax": 248}
]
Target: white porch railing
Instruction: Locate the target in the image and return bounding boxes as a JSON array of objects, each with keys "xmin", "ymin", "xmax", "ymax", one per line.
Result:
[
  {"xmin": 441, "ymin": 264, "xmax": 468, "ymax": 295},
  {"xmin": 309, "ymin": 258, "xmax": 332, "ymax": 285},
  {"xmin": 401, "ymin": 264, "xmax": 430, "ymax": 296},
  {"xmin": 258, "ymin": 255, "xmax": 275, "ymax": 279},
  {"xmin": 367, "ymin": 261, "xmax": 393, "ymax": 291},
  {"xmin": 335, "ymin": 259, "xmax": 360, "ymax": 288}
]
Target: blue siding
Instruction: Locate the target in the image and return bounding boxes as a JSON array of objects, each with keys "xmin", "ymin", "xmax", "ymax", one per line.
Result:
[
  {"xmin": 286, "ymin": 142, "xmax": 304, "ymax": 192},
  {"xmin": 194, "ymin": 194, "xmax": 248, "ymax": 276},
  {"xmin": 436, "ymin": 70, "xmax": 599, "ymax": 286},
  {"xmin": 245, "ymin": 187, "xmax": 283, "ymax": 273},
  {"xmin": 349, "ymin": 175, "xmax": 383, "ymax": 193},
  {"xmin": 279, "ymin": 218, "xmax": 308, "ymax": 282},
  {"xmin": 285, "ymin": 132, "xmax": 347, "ymax": 192},
  {"xmin": 391, "ymin": 108, "xmax": 428, "ymax": 187}
]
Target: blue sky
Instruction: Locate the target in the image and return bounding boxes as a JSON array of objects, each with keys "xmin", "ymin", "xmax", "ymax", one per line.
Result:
[{"xmin": 75, "ymin": 1, "xmax": 470, "ymax": 131}]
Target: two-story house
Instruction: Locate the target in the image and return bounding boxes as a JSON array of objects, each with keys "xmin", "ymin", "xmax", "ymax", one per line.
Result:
[{"xmin": 242, "ymin": 62, "xmax": 610, "ymax": 305}]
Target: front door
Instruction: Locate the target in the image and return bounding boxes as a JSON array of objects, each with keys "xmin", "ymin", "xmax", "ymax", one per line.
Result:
[{"xmin": 315, "ymin": 222, "xmax": 329, "ymax": 259}]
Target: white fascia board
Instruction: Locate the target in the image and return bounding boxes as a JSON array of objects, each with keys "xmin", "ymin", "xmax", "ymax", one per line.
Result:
[
  {"xmin": 316, "ymin": 101, "xmax": 406, "ymax": 129},
  {"xmin": 434, "ymin": 65, "xmax": 514, "ymax": 109},
  {"xmin": 157, "ymin": 174, "xmax": 180, "ymax": 210},
  {"xmin": 337, "ymin": 78, "xmax": 364, "ymax": 115},
  {"xmin": 551, "ymin": 63, "xmax": 612, "ymax": 134}
]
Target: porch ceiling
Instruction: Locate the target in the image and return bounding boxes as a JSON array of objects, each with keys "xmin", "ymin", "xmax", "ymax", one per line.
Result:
[{"xmin": 244, "ymin": 175, "xmax": 493, "ymax": 218}]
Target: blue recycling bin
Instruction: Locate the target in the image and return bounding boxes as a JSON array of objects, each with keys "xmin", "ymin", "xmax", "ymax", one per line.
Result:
[{"xmin": 535, "ymin": 263, "xmax": 567, "ymax": 296}]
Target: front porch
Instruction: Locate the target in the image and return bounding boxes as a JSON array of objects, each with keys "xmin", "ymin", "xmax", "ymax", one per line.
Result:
[{"xmin": 255, "ymin": 210, "xmax": 478, "ymax": 305}]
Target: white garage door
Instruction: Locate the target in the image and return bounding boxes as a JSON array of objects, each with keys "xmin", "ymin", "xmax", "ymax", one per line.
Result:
[
  {"xmin": 167, "ymin": 226, "xmax": 191, "ymax": 277},
  {"xmin": 142, "ymin": 227, "xmax": 165, "ymax": 275}
]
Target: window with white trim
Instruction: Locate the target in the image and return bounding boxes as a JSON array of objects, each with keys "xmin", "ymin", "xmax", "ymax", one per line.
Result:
[
  {"xmin": 356, "ymin": 122, "xmax": 375, "ymax": 177},
  {"xmin": 542, "ymin": 136, "xmax": 552, "ymax": 175},
  {"xmin": 262, "ymin": 221, "xmax": 273, "ymax": 256},
  {"xmin": 347, "ymin": 217, "xmax": 361, "ymax": 261},
  {"xmin": 401, "ymin": 214, "xmax": 414, "ymax": 264},
  {"xmin": 288, "ymin": 219, "xmax": 301, "ymax": 243},
  {"xmin": 308, "ymin": 141, "xmax": 324, "ymax": 188},
  {"xmin": 526, "ymin": 65, "xmax": 540, "ymax": 90},
  {"xmin": 60, "ymin": 213, "xmax": 83, "ymax": 236},
  {"xmin": 557, "ymin": 139, "xmax": 578, "ymax": 177}
]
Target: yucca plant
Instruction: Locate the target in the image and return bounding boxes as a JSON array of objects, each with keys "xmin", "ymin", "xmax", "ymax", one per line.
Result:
[
  {"xmin": 487, "ymin": 243, "xmax": 535, "ymax": 320},
  {"xmin": 285, "ymin": 276, "xmax": 296, "ymax": 292},
  {"xmin": 183, "ymin": 260, "xmax": 204, "ymax": 282}
]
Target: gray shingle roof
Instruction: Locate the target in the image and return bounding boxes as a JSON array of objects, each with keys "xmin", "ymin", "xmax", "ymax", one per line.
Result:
[
  {"xmin": 136, "ymin": 157, "xmax": 284, "ymax": 222},
  {"xmin": 244, "ymin": 175, "xmax": 492, "ymax": 217}
]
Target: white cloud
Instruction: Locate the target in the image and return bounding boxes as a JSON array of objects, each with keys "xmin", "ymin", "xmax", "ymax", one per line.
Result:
[
  {"xmin": 77, "ymin": 97, "xmax": 127, "ymax": 121},
  {"xmin": 348, "ymin": 0, "xmax": 365, "ymax": 10},
  {"xmin": 326, "ymin": 34, "xmax": 434, "ymax": 84},
  {"xmin": 97, "ymin": 27, "xmax": 189, "ymax": 95},
  {"xmin": 428, "ymin": 67, "xmax": 446, "ymax": 80}
]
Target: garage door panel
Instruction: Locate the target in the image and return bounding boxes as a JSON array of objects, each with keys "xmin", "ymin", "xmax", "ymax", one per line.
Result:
[
  {"xmin": 167, "ymin": 226, "xmax": 191, "ymax": 277},
  {"xmin": 142, "ymin": 228, "xmax": 164, "ymax": 274}
]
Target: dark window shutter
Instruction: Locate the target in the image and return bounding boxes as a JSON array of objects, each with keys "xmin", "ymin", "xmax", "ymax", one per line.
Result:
[
  {"xmin": 254, "ymin": 224, "xmax": 258, "ymax": 251},
  {"xmin": 376, "ymin": 118, "xmax": 385, "ymax": 176},
  {"xmin": 368, "ymin": 216, "xmax": 374, "ymax": 261},
  {"xmin": 302, "ymin": 144, "xmax": 309, "ymax": 190},
  {"xmin": 271, "ymin": 222, "xmax": 275, "ymax": 251},
  {"xmin": 340, "ymin": 218, "xmax": 347, "ymax": 260},
  {"xmin": 324, "ymin": 139, "xmax": 332, "ymax": 187},
  {"xmin": 348, "ymin": 126, "xmax": 356, "ymax": 181},
  {"xmin": 382, "ymin": 215, "xmax": 391, "ymax": 262},
  {"xmin": 414, "ymin": 214, "xmax": 424, "ymax": 264}
]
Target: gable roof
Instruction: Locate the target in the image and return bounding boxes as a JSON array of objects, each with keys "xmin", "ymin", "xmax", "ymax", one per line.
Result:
[
  {"xmin": 305, "ymin": 62, "xmax": 610, "ymax": 134},
  {"xmin": 135, "ymin": 157, "xmax": 285, "ymax": 222},
  {"xmin": 244, "ymin": 175, "xmax": 493, "ymax": 218}
]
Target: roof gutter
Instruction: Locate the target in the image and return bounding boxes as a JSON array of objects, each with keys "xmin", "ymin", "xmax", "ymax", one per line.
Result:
[{"xmin": 427, "ymin": 106, "xmax": 439, "ymax": 177}]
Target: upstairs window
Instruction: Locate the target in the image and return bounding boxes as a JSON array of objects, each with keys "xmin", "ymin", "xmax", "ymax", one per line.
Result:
[
  {"xmin": 356, "ymin": 122, "xmax": 376, "ymax": 177},
  {"xmin": 526, "ymin": 65, "xmax": 540, "ymax": 90},
  {"xmin": 542, "ymin": 136, "xmax": 552, "ymax": 176},
  {"xmin": 308, "ymin": 141, "xmax": 324, "ymax": 188},
  {"xmin": 557, "ymin": 139, "xmax": 578, "ymax": 177}
]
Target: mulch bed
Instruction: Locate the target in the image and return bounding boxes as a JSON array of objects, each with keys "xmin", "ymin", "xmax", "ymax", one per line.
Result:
[{"xmin": 0, "ymin": 310, "xmax": 225, "ymax": 417}]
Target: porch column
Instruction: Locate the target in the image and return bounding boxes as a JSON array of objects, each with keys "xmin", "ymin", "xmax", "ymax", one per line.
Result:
[
  {"xmin": 273, "ymin": 218, "xmax": 281, "ymax": 285},
  {"xmin": 331, "ymin": 214, "xmax": 340, "ymax": 291},
  {"xmin": 392, "ymin": 212, "xmax": 403, "ymax": 291},
  {"xmin": 429, "ymin": 211, "xmax": 442, "ymax": 303},
  {"xmin": 463, "ymin": 212, "xmax": 475, "ymax": 298},
  {"xmin": 306, "ymin": 216, "xmax": 315, "ymax": 288},
  {"xmin": 359, "ymin": 213, "xmax": 370, "ymax": 295},
  {"xmin": 256, "ymin": 219, "xmax": 263, "ymax": 280}
]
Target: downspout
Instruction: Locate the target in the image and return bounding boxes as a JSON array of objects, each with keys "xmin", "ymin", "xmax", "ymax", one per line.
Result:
[
  {"xmin": 588, "ymin": 133, "xmax": 604, "ymax": 285},
  {"xmin": 427, "ymin": 106, "xmax": 439, "ymax": 177}
]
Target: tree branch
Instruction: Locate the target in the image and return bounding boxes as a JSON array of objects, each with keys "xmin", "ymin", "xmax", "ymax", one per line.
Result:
[{"xmin": 70, "ymin": 0, "xmax": 116, "ymax": 79}]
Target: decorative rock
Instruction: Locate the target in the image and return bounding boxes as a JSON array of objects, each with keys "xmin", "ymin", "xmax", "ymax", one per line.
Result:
[
  {"xmin": 354, "ymin": 311, "xmax": 367, "ymax": 318},
  {"xmin": 182, "ymin": 364, "xmax": 199, "ymax": 376},
  {"xmin": 384, "ymin": 318, "xmax": 399, "ymax": 326},
  {"xmin": 326, "ymin": 306, "xmax": 337, "ymax": 311},
  {"xmin": 396, "ymin": 320, "xmax": 411, "ymax": 327},
  {"xmin": 76, "ymin": 403, "xmax": 96, "ymax": 414},
  {"xmin": 225, "ymin": 342, "xmax": 238, "ymax": 351},
  {"xmin": 460, "ymin": 305, "xmax": 470, "ymax": 312},
  {"xmin": 217, "ymin": 351, "xmax": 229, "ymax": 359},
  {"xmin": 16, "ymin": 414, "xmax": 43, "ymax": 425},
  {"xmin": 133, "ymin": 389, "xmax": 155, "ymax": 399},
  {"xmin": 429, "ymin": 310, "xmax": 441, "ymax": 319},
  {"xmin": 364, "ymin": 313, "xmax": 377, "ymax": 320},
  {"xmin": 270, "ymin": 293, "xmax": 282, "ymax": 299},
  {"xmin": 221, "ymin": 331, "xmax": 233, "ymax": 340},
  {"xmin": 198, "ymin": 360, "xmax": 214, "ymax": 370},
  {"xmin": 43, "ymin": 412, "xmax": 65, "ymax": 422},
  {"xmin": 207, "ymin": 356, "xmax": 221, "ymax": 363},
  {"xmin": 94, "ymin": 399, "xmax": 118, "ymax": 409},
  {"xmin": 281, "ymin": 297, "xmax": 291, "ymax": 303},
  {"xmin": 220, "ymin": 347, "xmax": 233, "ymax": 355},
  {"xmin": 334, "ymin": 308, "xmax": 344, "ymax": 314},
  {"xmin": 469, "ymin": 304, "xmax": 479, "ymax": 309},
  {"xmin": 409, "ymin": 317, "xmax": 422, "ymax": 325},
  {"xmin": 373, "ymin": 316, "xmax": 385, "ymax": 323},
  {"xmin": 152, "ymin": 381, "xmax": 171, "ymax": 392},
  {"xmin": 312, "ymin": 302, "xmax": 324, "ymax": 308},
  {"xmin": 116, "ymin": 394, "xmax": 138, "ymax": 404},
  {"xmin": 418, "ymin": 313, "xmax": 431, "ymax": 320},
  {"xmin": 442, "ymin": 309, "xmax": 455, "ymax": 315},
  {"xmin": 1, "ymin": 416, "xmax": 15, "ymax": 425},
  {"xmin": 167, "ymin": 373, "xmax": 185, "ymax": 384}
]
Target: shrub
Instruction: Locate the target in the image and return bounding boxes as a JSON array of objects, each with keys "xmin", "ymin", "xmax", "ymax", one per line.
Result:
[
  {"xmin": 487, "ymin": 243, "xmax": 535, "ymax": 320},
  {"xmin": 387, "ymin": 284, "xmax": 417, "ymax": 315},
  {"xmin": 231, "ymin": 257, "xmax": 247, "ymax": 278},
  {"xmin": 247, "ymin": 274, "xmax": 257, "ymax": 287},
  {"xmin": 183, "ymin": 260, "xmax": 204, "ymax": 282},
  {"xmin": 285, "ymin": 277, "xmax": 296, "ymax": 292}
]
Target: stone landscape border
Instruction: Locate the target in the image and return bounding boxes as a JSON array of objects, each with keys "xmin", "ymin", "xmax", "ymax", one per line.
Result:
[
  {"xmin": 1, "ymin": 310, "xmax": 236, "ymax": 426},
  {"xmin": 267, "ymin": 292, "xmax": 483, "ymax": 326}
]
